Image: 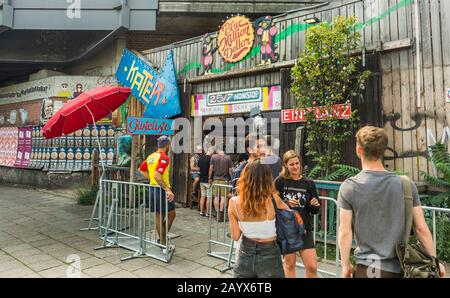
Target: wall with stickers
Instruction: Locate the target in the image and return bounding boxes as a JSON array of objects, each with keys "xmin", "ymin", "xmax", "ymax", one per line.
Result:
[
  {"xmin": 0, "ymin": 124, "xmax": 115, "ymax": 172},
  {"xmin": 142, "ymin": 0, "xmax": 450, "ymax": 181}
]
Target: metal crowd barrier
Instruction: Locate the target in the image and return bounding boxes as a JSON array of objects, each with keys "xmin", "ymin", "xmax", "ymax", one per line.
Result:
[
  {"xmin": 296, "ymin": 196, "xmax": 341, "ymax": 278},
  {"xmin": 422, "ymin": 205, "xmax": 450, "ymax": 257},
  {"xmin": 103, "ymin": 165, "xmax": 131, "ymax": 181},
  {"xmin": 207, "ymin": 183, "xmax": 236, "ymax": 272},
  {"xmin": 80, "ymin": 166, "xmax": 131, "ymax": 231},
  {"xmin": 205, "ymin": 181, "xmax": 342, "ymax": 276},
  {"xmin": 94, "ymin": 179, "xmax": 174, "ymax": 263}
]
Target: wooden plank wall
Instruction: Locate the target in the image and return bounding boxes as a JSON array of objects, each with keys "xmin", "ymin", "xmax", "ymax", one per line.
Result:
[{"xmin": 141, "ymin": 0, "xmax": 449, "ymax": 180}]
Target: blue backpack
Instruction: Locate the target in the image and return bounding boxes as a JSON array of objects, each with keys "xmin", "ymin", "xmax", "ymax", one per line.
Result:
[{"xmin": 271, "ymin": 197, "xmax": 305, "ymax": 255}]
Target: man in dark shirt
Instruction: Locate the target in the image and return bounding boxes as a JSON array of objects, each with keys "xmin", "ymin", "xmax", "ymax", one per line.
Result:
[
  {"xmin": 230, "ymin": 133, "xmax": 267, "ymax": 194},
  {"xmin": 198, "ymin": 146, "xmax": 215, "ymax": 216},
  {"xmin": 263, "ymin": 135, "xmax": 282, "ymax": 179}
]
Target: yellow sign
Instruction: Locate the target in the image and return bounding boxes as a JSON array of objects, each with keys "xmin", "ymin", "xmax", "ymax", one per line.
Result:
[{"xmin": 217, "ymin": 16, "xmax": 254, "ymax": 63}]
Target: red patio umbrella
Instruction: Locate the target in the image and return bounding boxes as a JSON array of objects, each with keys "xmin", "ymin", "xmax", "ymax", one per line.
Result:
[{"xmin": 42, "ymin": 86, "xmax": 131, "ymax": 139}]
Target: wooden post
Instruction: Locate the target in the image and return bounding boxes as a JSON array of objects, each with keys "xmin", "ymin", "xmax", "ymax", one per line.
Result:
[
  {"xmin": 91, "ymin": 149, "xmax": 99, "ymax": 189},
  {"xmin": 280, "ymin": 67, "xmax": 292, "ymax": 154},
  {"xmin": 172, "ymin": 81, "xmax": 192, "ymax": 207}
]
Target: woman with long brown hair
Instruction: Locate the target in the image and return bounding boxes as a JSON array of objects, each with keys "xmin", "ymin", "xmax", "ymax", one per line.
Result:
[
  {"xmin": 275, "ymin": 150, "xmax": 321, "ymax": 278},
  {"xmin": 228, "ymin": 159, "xmax": 289, "ymax": 278}
]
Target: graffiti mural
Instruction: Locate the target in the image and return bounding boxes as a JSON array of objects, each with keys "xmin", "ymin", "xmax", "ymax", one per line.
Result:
[
  {"xmin": 254, "ymin": 16, "xmax": 279, "ymax": 65},
  {"xmin": 40, "ymin": 98, "xmax": 54, "ymax": 125},
  {"xmin": 384, "ymin": 111, "xmax": 448, "ymax": 161},
  {"xmin": 201, "ymin": 33, "xmax": 218, "ymax": 75}
]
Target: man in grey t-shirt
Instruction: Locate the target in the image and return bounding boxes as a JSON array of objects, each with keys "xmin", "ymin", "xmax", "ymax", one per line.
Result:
[{"xmin": 338, "ymin": 126, "xmax": 445, "ymax": 278}]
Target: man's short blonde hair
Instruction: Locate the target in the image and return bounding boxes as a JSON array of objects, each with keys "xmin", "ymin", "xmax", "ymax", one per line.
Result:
[{"xmin": 356, "ymin": 126, "xmax": 388, "ymax": 161}]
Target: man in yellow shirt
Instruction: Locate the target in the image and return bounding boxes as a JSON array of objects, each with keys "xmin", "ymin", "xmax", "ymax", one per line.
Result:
[{"xmin": 139, "ymin": 136, "xmax": 175, "ymax": 251}]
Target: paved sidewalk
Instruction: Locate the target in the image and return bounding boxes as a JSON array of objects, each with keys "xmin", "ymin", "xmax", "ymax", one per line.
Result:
[
  {"xmin": 0, "ymin": 184, "xmax": 233, "ymax": 278},
  {"xmin": 1, "ymin": 184, "xmax": 448, "ymax": 278}
]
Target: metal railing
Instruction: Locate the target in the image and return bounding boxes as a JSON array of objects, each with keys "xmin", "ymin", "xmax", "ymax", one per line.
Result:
[
  {"xmin": 207, "ymin": 183, "xmax": 236, "ymax": 272},
  {"xmin": 296, "ymin": 196, "xmax": 341, "ymax": 278},
  {"xmin": 422, "ymin": 205, "xmax": 450, "ymax": 257},
  {"xmin": 103, "ymin": 166, "xmax": 131, "ymax": 181},
  {"xmin": 80, "ymin": 166, "xmax": 131, "ymax": 231},
  {"xmin": 94, "ymin": 179, "xmax": 174, "ymax": 263}
]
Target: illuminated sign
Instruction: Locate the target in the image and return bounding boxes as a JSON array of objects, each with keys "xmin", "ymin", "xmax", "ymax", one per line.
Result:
[
  {"xmin": 115, "ymin": 49, "xmax": 181, "ymax": 119},
  {"xmin": 281, "ymin": 103, "xmax": 352, "ymax": 123},
  {"xmin": 217, "ymin": 16, "xmax": 254, "ymax": 63}
]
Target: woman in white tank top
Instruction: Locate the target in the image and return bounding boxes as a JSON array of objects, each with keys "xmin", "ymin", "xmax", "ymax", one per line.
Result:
[{"xmin": 228, "ymin": 159, "xmax": 289, "ymax": 278}]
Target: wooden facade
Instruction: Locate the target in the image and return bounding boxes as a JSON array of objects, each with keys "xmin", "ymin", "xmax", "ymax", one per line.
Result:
[{"xmin": 136, "ymin": 0, "xmax": 449, "ymax": 203}]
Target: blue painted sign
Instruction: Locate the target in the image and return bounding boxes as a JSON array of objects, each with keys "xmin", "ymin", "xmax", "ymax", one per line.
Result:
[
  {"xmin": 127, "ymin": 117, "xmax": 175, "ymax": 135},
  {"xmin": 115, "ymin": 48, "xmax": 181, "ymax": 119}
]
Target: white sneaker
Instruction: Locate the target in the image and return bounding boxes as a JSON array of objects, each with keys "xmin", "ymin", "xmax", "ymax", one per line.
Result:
[{"xmin": 162, "ymin": 244, "xmax": 175, "ymax": 254}]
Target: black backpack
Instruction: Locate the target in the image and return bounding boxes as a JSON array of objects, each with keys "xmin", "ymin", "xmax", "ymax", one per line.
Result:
[{"xmin": 271, "ymin": 197, "xmax": 305, "ymax": 255}]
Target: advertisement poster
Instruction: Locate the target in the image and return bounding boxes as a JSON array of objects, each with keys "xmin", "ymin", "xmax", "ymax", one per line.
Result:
[
  {"xmin": 107, "ymin": 148, "xmax": 114, "ymax": 166},
  {"xmin": 49, "ymin": 147, "xmax": 59, "ymax": 171},
  {"xmin": 74, "ymin": 148, "xmax": 83, "ymax": 171},
  {"xmin": 66, "ymin": 148, "xmax": 75, "ymax": 171},
  {"xmin": 82, "ymin": 148, "xmax": 92, "ymax": 171},
  {"xmin": 0, "ymin": 123, "xmax": 116, "ymax": 172},
  {"xmin": 14, "ymin": 127, "xmax": 32, "ymax": 168},
  {"xmin": 117, "ymin": 135, "xmax": 131, "ymax": 167},
  {"xmin": 57, "ymin": 147, "xmax": 67, "ymax": 170},
  {"xmin": 44, "ymin": 148, "xmax": 51, "ymax": 171},
  {"xmin": 0, "ymin": 127, "xmax": 18, "ymax": 167}
]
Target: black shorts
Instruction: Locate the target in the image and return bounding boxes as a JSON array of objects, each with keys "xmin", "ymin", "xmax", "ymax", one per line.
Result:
[
  {"xmin": 145, "ymin": 188, "xmax": 175, "ymax": 213},
  {"xmin": 301, "ymin": 230, "xmax": 315, "ymax": 250}
]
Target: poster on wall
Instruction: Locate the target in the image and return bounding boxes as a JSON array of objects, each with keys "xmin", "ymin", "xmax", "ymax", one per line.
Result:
[
  {"xmin": 192, "ymin": 85, "xmax": 281, "ymax": 117},
  {"xmin": 0, "ymin": 127, "xmax": 18, "ymax": 167},
  {"xmin": 49, "ymin": 147, "xmax": 58, "ymax": 171},
  {"xmin": 74, "ymin": 148, "xmax": 83, "ymax": 171},
  {"xmin": 117, "ymin": 135, "xmax": 131, "ymax": 167},
  {"xmin": 14, "ymin": 127, "xmax": 32, "ymax": 168},
  {"xmin": 82, "ymin": 148, "xmax": 92, "ymax": 171},
  {"xmin": 66, "ymin": 148, "xmax": 75, "ymax": 171}
]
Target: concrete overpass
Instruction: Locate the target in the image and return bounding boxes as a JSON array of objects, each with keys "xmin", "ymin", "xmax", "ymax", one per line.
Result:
[{"xmin": 0, "ymin": 0, "xmax": 326, "ymax": 85}]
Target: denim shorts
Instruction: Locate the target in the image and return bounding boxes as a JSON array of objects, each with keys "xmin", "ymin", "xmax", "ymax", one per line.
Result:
[
  {"xmin": 233, "ymin": 236, "xmax": 285, "ymax": 278},
  {"xmin": 144, "ymin": 188, "xmax": 175, "ymax": 213},
  {"xmin": 191, "ymin": 172, "xmax": 200, "ymax": 180}
]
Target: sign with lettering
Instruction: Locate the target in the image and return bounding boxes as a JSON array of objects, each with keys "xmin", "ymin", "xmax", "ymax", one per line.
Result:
[
  {"xmin": 115, "ymin": 48, "xmax": 181, "ymax": 119},
  {"xmin": 127, "ymin": 117, "xmax": 175, "ymax": 135},
  {"xmin": 0, "ymin": 76, "xmax": 118, "ymax": 104},
  {"xmin": 192, "ymin": 85, "xmax": 281, "ymax": 117},
  {"xmin": 217, "ymin": 16, "xmax": 255, "ymax": 63},
  {"xmin": 281, "ymin": 103, "xmax": 352, "ymax": 123},
  {"xmin": 207, "ymin": 88, "xmax": 262, "ymax": 106}
]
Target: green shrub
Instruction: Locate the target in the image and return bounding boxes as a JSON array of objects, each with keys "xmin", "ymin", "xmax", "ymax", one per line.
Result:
[{"xmin": 76, "ymin": 187, "xmax": 98, "ymax": 205}]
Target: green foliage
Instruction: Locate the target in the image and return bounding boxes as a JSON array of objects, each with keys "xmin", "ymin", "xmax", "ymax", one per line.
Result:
[
  {"xmin": 419, "ymin": 142, "xmax": 450, "ymax": 262},
  {"xmin": 291, "ymin": 16, "xmax": 371, "ymax": 176},
  {"xmin": 307, "ymin": 163, "xmax": 408, "ymax": 181},
  {"xmin": 76, "ymin": 187, "xmax": 98, "ymax": 205},
  {"xmin": 420, "ymin": 142, "xmax": 450, "ymax": 208}
]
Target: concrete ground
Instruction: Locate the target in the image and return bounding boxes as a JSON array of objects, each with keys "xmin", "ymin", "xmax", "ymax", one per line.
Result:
[{"xmin": 0, "ymin": 184, "xmax": 448, "ymax": 278}]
